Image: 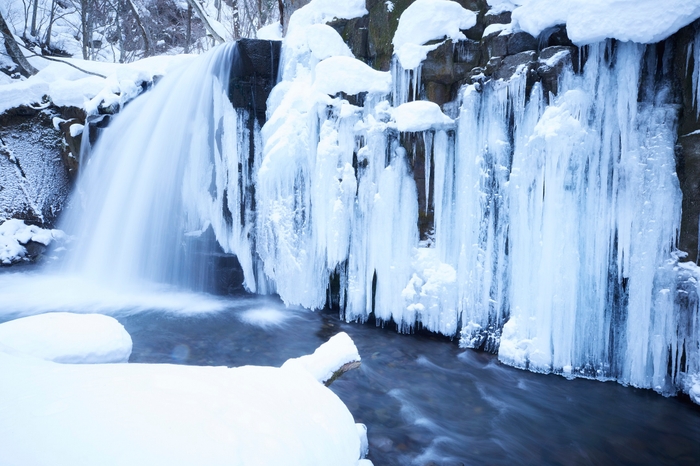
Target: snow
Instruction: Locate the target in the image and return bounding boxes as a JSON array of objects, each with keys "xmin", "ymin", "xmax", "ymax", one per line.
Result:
[
  {"xmin": 483, "ymin": 22, "xmax": 512, "ymax": 39},
  {"xmin": 0, "ymin": 219, "xmax": 65, "ymax": 264},
  {"xmin": 392, "ymin": 100, "xmax": 454, "ymax": 132},
  {"xmin": 0, "ymin": 312, "xmax": 132, "ymax": 363},
  {"xmin": 392, "ymin": 0, "xmax": 477, "ymax": 69},
  {"xmin": 511, "ymin": 0, "xmax": 700, "ymax": 45},
  {"xmin": 0, "ymin": 340, "xmax": 371, "ymax": 466},
  {"xmin": 0, "ymin": 53, "xmax": 194, "ymax": 116},
  {"xmin": 257, "ymin": 21, "xmax": 283, "ymax": 40},
  {"xmin": 314, "ymin": 56, "xmax": 391, "ymax": 96},
  {"xmin": 282, "ymin": 332, "xmax": 361, "ymax": 384},
  {"xmin": 307, "ymin": 24, "xmax": 353, "ymax": 61},
  {"xmin": 486, "ymin": 0, "xmax": 518, "ymax": 15}
]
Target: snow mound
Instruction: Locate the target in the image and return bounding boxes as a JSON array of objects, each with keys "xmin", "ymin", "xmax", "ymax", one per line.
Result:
[
  {"xmin": 314, "ymin": 56, "xmax": 392, "ymax": 96},
  {"xmin": 307, "ymin": 24, "xmax": 353, "ymax": 61},
  {"xmin": 511, "ymin": 0, "xmax": 700, "ymax": 45},
  {"xmin": 393, "ymin": 100, "xmax": 454, "ymax": 132},
  {"xmin": 393, "ymin": 0, "xmax": 477, "ymax": 69},
  {"xmin": 0, "ymin": 219, "xmax": 64, "ymax": 264},
  {"xmin": 0, "ymin": 336, "xmax": 371, "ymax": 466},
  {"xmin": 0, "ymin": 312, "xmax": 132, "ymax": 363},
  {"xmin": 257, "ymin": 21, "xmax": 283, "ymax": 40},
  {"xmin": 282, "ymin": 331, "xmax": 361, "ymax": 384}
]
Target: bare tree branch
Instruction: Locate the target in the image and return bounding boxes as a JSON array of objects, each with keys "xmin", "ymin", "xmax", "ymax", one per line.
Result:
[{"xmin": 185, "ymin": 0, "xmax": 225, "ymax": 43}]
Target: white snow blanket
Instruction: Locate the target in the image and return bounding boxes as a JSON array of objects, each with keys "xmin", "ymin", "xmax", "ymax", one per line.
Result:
[
  {"xmin": 0, "ymin": 312, "xmax": 132, "ymax": 363},
  {"xmin": 0, "ymin": 331, "xmax": 370, "ymax": 465}
]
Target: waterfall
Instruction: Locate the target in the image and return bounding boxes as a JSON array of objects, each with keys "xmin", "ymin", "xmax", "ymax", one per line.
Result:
[{"xmin": 56, "ymin": 43, "xmax": 258, "ymax": 293}]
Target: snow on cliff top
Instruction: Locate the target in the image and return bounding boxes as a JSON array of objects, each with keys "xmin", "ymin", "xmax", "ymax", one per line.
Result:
[
  {"xmin": 393, "ymin": 0, "xmax": 477, "ymax": 69},
  {"xmin": 0, "ymin": 53, "xmax": 194, "ymax": 116},
  {"xmin": 508, "ymin": 0, "xmax": 700, "ymax": 45}
]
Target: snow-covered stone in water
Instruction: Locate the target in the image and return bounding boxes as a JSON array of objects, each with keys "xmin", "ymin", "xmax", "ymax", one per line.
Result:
[
  {"xmin": 393, "ymin": 0, "xmax": 477, "ymax": 69},
  {"xmin": 314, "ymin": 56, "xmax": 391, "ymax": 96},
  {"xmin": 307, "ymin": 24, "xmax": 353, "ymax": 60},
  {"xmin": 282, "ymin": 332, "xmax": 361, "ymax": 384},
  {"xmin": 393, "ymin": 101, "xmax": 454, "ymax": 132},
  {"xmin": 0, "ymin": 312, "xmax": 132, "ymax": 363},
  {"xmin": 0, "ymin": 348, "xmax": 372, "ymax": 466},
  {"xmin": 512, "ymin": 0, "xmax": 700, "ymax": 45}
]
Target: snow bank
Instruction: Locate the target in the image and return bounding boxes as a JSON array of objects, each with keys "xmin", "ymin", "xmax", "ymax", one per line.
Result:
[
  {"xmin": 392, "ymin": 100, "xmax": 454, "ymax": 132},
  {"xmin": 0, "ymin": 312, "xmax": 132, "ymax": 363},
  {"xmin": 0, "ymin": 349, "xmax": 371, "ymax": 466},
  {"xmin": 511, "ymin": 0, "xmax": 700, "ymax": 45},
  {"xmin": 282, "ymin": 332, "xmax": 361, "ymax": 384},
  {"xmin": 0, "ymin": 219, "xmax": 64, "ymax": 264},
  {"xmin": 393, "ymin": 0, "xmax": 477, "ymax": 69}
]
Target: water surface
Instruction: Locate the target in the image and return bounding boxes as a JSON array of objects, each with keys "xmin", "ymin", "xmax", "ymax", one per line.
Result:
[{"xmin": 117, "ymin": 293, "xmax": 700, "ymax": 466}]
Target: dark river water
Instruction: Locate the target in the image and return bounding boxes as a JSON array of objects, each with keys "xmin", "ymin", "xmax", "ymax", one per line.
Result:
[{"xmin": 113, "ymin": 293, "xmax": 700, "ymax": 466}]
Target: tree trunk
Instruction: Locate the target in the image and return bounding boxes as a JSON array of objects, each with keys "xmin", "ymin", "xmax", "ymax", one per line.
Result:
[
  {"xmin": 126, "ymin": 0, "xmax": 152, "ymax": 57},
  {"xmin": 30, "ymin": 0, "xmax": 39, "ymax": 37},
  {"xmin": 81, "ymin": 0, "xmax": 89, "ymax": 59},
  {"xmin": 0, "ymin": 10, "xmax": 38, "ymax": 77},
  {"xmin": 45, "ymin": 0, "xmax": 56, "ymax": 49},
  {"xmin": 185, "ymin": 3, "xmax": 192, "ymax": 53}
]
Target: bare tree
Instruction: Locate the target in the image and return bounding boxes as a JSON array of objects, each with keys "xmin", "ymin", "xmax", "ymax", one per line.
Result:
[{"xmin": 0, "ymin": 9, "xmax": 38, "ymax": 76}]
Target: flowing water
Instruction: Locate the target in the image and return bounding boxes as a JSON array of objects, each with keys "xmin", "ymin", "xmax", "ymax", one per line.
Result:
[{"xmin": 113, "ymin": 293, "xmax": 700, "ymax": 466}]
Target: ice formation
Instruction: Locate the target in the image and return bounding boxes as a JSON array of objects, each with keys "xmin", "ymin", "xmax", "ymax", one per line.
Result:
[{"xmin": 11, "ymin": 0, "xmax": 697, "ymax": 401}]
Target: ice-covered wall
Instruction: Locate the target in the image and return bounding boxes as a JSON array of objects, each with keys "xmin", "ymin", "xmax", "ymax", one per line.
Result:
[{"xmin": 245, "ymin": 0, "xmax": 700, "ymax": 398}]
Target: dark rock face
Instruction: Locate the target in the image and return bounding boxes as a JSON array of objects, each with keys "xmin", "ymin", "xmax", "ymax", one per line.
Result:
[
  {"xmin": 228, "ymin": 39, "xmax": 282, "ymax": 121},
  {"xmin": 0, "ymin": 105, "xmax": 80, "ymax": 227},
  {"xmin": 673, "ymin": 21, "xmax": 700, "ymax": 262}
]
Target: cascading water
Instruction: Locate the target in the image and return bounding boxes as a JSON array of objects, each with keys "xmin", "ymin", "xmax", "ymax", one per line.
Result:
[{"xmin": 56, "ymin": 43, "xmax": 258, "ymax": 293}]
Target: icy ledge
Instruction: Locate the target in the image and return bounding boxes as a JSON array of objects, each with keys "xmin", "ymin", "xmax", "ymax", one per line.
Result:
[{"xmin": 0, "ymin": 331, "xmax": 371, "ymax": 466}]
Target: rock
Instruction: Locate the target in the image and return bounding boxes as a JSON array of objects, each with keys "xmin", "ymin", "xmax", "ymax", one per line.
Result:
[
  {"xmin": 537, "ymin": 46, "xmax": 576, "ymax": 95},
  {"xmin": 483, "ymin": 11, "xmax": 511, "ymax": 27},
  {"xmin": 493, "ymin": 51, "xmax": 536, "ymax": 81},
  {"xmin": 228, "ymin": 39, "xmax": 282, "ymax": 121},
  {"xmin": 507, "ymin": 31, "xmax": 538, "ymax": 55},
  {"xmin": 454, "ymin": 38, "xmax": 483, "ymax": 70}
]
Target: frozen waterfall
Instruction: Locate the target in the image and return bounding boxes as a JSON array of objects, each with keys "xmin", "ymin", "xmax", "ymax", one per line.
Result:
[{"xmin": 50, "ymin": 29, "xmax": 700, "ymax": 397}]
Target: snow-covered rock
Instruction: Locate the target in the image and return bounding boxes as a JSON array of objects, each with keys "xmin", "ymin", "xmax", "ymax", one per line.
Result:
[
  {"xmin": 282, "ymin": 331, "xmax": 361, "ymax": 384},
  {"xmin": 0, "ymin": 312, "xmax": 132, "ymax": 363},
  {"xmin": 393, "ymin": 0, "xmax": 477, "ymax": 69},
  {"xmin": 0, "ymin": 334, "xmax": 372, "ymax": 466},
  {"xmin": 0, "ymin": 219, "xmax": 65, "ymax": 264},
  {"xmin": 511, "ymin": 0, "xmax": 700, "ymax": 45},
  {"xmin": 392, "ymin": 100, "xmax": 454, "ymax": 132}
]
